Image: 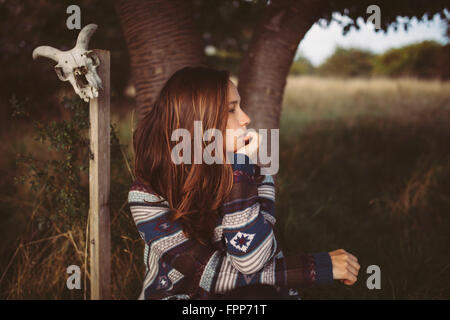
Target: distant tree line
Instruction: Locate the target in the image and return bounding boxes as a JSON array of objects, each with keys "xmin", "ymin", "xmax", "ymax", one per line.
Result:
[{"xmin": 290, "ymin": 41, "xmax": 450, "ymax": 79}]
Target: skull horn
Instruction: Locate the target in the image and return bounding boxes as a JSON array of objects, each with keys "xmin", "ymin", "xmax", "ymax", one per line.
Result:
[
  {"xmin": 75, "ymin": 24, "xmax": 98, "ymax": 50},
  {"xmin": 32, "ymin": 46, "xmax": 63, "ymax": 62}
]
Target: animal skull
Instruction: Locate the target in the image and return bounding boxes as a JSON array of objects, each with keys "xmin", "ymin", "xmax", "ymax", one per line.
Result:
[{"xmin": 32, "ymin": 24, "xmax": 103, "ymax": 102}]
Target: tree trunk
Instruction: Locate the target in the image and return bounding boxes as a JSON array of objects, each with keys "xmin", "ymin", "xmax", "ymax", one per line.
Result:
[
  {"xmin": 114, "ymin": 0, "xmax": 206, "ymax": 123},
  {"xmin": 238, "ymin": 0, "xmax": 326, "ymax": 131},
  {"xmin": 236, "ymin": 0, "xmax": 327, "ymax": 183}
]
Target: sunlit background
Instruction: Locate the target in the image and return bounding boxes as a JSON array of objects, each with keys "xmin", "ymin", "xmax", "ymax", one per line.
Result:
[{"xmin": 298, "ymin": 11, "xmax": 449, "ymax": 66}]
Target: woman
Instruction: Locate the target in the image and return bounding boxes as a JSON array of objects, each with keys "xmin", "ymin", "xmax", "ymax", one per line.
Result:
[{"xmin": 128, "ymin": 66, "xmax": 360, "ymax": 300}]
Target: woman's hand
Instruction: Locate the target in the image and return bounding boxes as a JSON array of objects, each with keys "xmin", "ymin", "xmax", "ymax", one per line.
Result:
[
  {"xmin": 329, "ymin": 249, "xmax": 360, "ymax": 285},
  {"xmin": 236, "ymin": 131, "xmax": 261, "ymax": 165}
]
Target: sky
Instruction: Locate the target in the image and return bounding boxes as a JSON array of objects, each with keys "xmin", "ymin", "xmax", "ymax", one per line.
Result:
[{"xmin": 296, "ymin": 11, "xmax": 449, "ymax": 66}]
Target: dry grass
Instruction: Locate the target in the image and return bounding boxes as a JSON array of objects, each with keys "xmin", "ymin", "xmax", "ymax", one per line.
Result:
[
  {"xmin": 282, "ymin": 76, "xmax": 450, "ymax": 127},
  {"xmin": 276, "ymin": 76, "xmax": 450, "ymax": 299}
]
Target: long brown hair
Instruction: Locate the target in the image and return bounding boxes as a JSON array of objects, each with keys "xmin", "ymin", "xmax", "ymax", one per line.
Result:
[{"xmin": 133, "ymin": 66, "xmax": 234, "ymax": 245}]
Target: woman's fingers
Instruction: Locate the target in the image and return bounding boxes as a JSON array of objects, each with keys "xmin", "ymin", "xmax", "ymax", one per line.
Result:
[
  {"xmin": 347, "ymin": 252, "xmax": 358, "ymax": 263},
  {"xmin": 347, "ymin": 273, "xmax": 357, "ymax": 284},
  {"xmin": 236, "ymin": 131, "xmax": 261, "ymax": 164},
  {"xmin": 341, "ymin": 265, "xmax": 357, "ymax": 285},
  {"xmin": 349, "ymin": 259, "xmax": 360, "ymax": 273},
  {"xmin": 344, "ymin": 254, "xmax": 360, "ymax": 284},
  {"xmin": 329, "ymin": 248, "xmax": 360, "ymax": 286},
  {"xmin": 343, "ymin": 279, "xmax": 355, "ymax": 286},
  {"xmin": 346, "ymin": 263, "xmax": 359, "ymax": 279}
]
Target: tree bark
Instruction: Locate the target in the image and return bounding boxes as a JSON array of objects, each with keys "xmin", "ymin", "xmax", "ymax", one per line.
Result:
[
  {"xmin": 238, "ymin": 0, "xmax": 326, "ymax": 131},
  {"xmin": 114, "ymin": 0, "xmax": 206, "ymax": 123},
  {"xmin": 236, "ymin": 0, "xmax": 327, "ymax": 183}
]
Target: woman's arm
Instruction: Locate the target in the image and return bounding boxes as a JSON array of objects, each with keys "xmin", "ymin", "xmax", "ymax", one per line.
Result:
[
  {"xmin": 212, "ymin": 250, "xmax": 334, "ymax": 295},
  {"xmin": 221, "ymin": 153, "xmax": 277, "ymax": 274},
  {"xmin": 254, "ymin": 169, "xmax": 277, "ymax": 227},
  {"xmin": 218, "ymin": 152, "xmax": 335, "ymax": 289},
  {"xmin": 252, "ymin": 157, "xmax": 360, "ymax": 287}
]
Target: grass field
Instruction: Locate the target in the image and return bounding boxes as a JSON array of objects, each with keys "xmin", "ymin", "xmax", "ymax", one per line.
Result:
[
  {"xmin": 1, "ymin": 76, "xmax": 449, "ymax": 299},
  {"xmin": 277, "ymin": 76, "xmax": 450, "ymax": 299}
]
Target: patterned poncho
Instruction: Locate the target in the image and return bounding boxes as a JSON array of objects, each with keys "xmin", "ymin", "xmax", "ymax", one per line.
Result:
[{"xmin": 127, "ymin": 153, "xmax": 333, "ymax": 299}]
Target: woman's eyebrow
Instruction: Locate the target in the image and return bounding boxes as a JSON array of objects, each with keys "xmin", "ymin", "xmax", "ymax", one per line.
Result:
[{"xmin": 229, "ymin": 99, "xmax": 240, "ymax": 105}]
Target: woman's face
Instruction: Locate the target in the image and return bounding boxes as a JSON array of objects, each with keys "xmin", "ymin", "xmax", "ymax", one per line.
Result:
[{"xmin": 225, "ymin": 80, "xmax": 251, "ymax": 152}]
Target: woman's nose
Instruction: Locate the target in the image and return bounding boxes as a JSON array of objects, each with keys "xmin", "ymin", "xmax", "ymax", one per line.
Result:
[{"xmin": 240, "ymin": 109, "xmax": 251, "ymax": 126}]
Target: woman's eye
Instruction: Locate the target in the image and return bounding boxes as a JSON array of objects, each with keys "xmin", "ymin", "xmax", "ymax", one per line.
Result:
[{"xmin": 229, "ymin": 108, "xmax": 235, "ymax": 113}]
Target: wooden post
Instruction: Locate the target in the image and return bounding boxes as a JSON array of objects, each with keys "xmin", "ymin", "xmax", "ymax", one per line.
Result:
[{"xmin": 89, "ymin": 49, "xmax": 111, "ymax": 300}]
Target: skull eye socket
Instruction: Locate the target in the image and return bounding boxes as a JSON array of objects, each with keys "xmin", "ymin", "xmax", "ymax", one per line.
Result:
[
  {"xmin": 54, "ymin": 66, "xmax": 68, "ymax": 81},
  {"xmin": 86, "ymin": 51, "xmax": 100, "ymax": 67}
]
